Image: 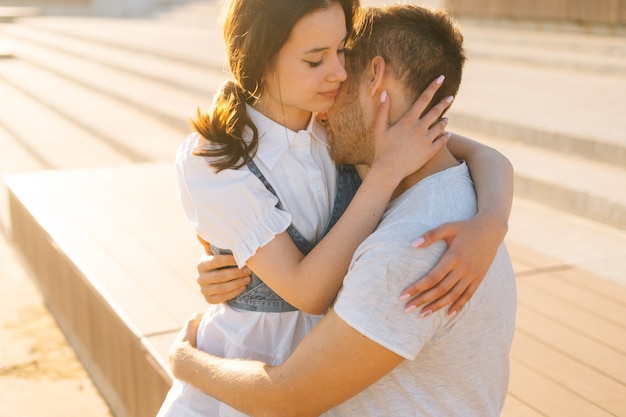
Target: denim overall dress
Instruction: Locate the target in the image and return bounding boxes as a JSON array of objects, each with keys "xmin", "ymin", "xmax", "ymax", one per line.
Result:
[
  {"xmin": 212, "ymin": 160, "xmax": 362, "ymax": 312},
  {"xmin": 156, "ymin": 161, "xmax": 362, "ymax": 417}
]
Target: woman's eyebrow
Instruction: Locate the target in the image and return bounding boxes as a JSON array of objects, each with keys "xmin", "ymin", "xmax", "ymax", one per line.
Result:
[
  {"xmin": 305, "ymin": 46, "xmax": 330, "ymax": 54},
  {"xmin": 304, "ymin": 34, "xmax": 348, "ymax": 54}
]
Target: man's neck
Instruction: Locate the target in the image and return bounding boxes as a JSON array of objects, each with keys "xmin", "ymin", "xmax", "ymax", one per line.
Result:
[{"xmin": 391, "ymin": 146, "xmax": 460, "ymax": 201}]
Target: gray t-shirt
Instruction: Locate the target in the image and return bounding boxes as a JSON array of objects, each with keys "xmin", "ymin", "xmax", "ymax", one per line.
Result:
[{"xmin": 330, "ymin": 162, "xmax": 517, "ymax": 417}]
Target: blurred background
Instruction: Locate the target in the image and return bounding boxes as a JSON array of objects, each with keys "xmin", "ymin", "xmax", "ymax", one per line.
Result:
[{"xmin": 0, "ymin": 0, "xmax": 625, "ymax": 416}]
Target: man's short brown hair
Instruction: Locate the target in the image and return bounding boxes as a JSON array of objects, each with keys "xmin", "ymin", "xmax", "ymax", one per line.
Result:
[{"xmin": 347, "ymin": 5, "xmax": 466, "ymax": 115}]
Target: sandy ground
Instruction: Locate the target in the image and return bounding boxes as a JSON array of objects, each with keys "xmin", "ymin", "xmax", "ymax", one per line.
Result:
[{"xmin": 0, "ymin": 231, "xmax": 112, "ymax": 417}]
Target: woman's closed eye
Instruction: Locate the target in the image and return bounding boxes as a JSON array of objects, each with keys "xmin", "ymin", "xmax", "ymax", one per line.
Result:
[
  {"xmin": 306, "ymin": 58, "xmax": 324, "ymax": 68},
  {"xmin": 305, "ymin": 48, "xmax": 345, "ymax": 68}
]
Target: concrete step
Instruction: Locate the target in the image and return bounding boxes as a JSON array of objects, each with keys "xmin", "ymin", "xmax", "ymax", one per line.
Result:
[
  {"xmin": 451, "ymin": 51, "xmax": 626, "ymax": 168},
  {"xmin": 0, "ymin": 6, "xmax": 40, "ymax": 23},
  {"xmin": 442, "ymin": 22, "xmax": 626, "ymax": 231},
  {"xmin": 459, "ymin": 126, "xmax": 626, "ymax": 230},
  {"xmin": 150, "ymin": 0, "xmax": 223, "ymax": 27},
  {"xmin": 1, "ymin": 14, "xmax": 225, "ymax": 69},
  {"xmin": 2, "ymin": 20, "xmax": 222, "ymax": 96},
  {"xmin": 7, "ymin": 13, "xmax": 624, "ymax": 163},
  {"xmin": 0, "ymin": 58, "xmax": 183, "ymax": 162},
  {"xmin": 0, "ymin": 13, "xmax": 220, "ymax": 235},
  {"xmin": 507, "ymin": 195, "xmax": 626, "ymax": 287},
  {"xmin": 0, "ymin": 0, "xmax": 195, "ymax": 18},
  {"xmin": 458, "ymin": 19, "xmax": 626, "ymax": 75},
  {"xmin": 1, "ymin": 11, "xmax": 624, "ymax": 233},
  {"xmin": 2, "ymin": 30, "xmax": 205, "ymax": 131},
  {"xmin": 0, "ymin": 120, "xmax": 44, "ymax": 231},
  {"xmin": 0, "ymin": 15, "xmax": 228, "ymax": 169},
  {"xmin": 0, "ymin": 70, "xmax": 139, "ymax": 169},
  {"xmin": 2, "ymin": 4, "xmax": 625, "ymax": 416}
]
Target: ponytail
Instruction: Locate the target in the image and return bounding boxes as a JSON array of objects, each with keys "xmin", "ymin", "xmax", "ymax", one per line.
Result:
[{"xmin": 191, "ymin": 81, "xmax": 259, "ymax": 172}]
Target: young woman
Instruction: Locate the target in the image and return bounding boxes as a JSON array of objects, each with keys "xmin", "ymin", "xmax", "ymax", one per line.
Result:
[{"xmin": 157, "ymin": 0, "xmax": 513, "ymax": 416}]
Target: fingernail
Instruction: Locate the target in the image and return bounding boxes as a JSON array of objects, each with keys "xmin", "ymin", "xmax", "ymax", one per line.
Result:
[
  {"xmin": 436, "ymin": 75, "xmax": 445, "ymax": 84},
  {"xmin": 420, "ymin": 309, "xmax": 432, "ymax": 318},
  {"xmin": 404, "ymin": 305, "xmax": 417, "ymax": 314},
  {"xmin": 380, "ymin": 90, "xmax": 387, "ymax": 103},
  {"xmin": 442, "ymin": 117, "xmax": 449, "ymax": 123},
  {"xmin": 446, "ymin": 95, "xmax": 454, "ymax": 103},
  {"xmin": 242, "ymin": 267, "xmax": 251, "ymax": 274},
  {"xmin": 411, "ymin": 237, "xmax": 425, "ymax": 248},
  {"xmin": 448, "ymin": 310, "xmax": 457, "ymax": 319},
  {"xmin": 399, "ymin": 293, "xmax": 411, "ymax": 302}
]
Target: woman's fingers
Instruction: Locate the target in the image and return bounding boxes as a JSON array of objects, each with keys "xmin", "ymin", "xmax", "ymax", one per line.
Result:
[
  {"xmin": 401, "ymin": 75, "xmax": 452, "ymax": 126},
  {"xmin": 196, "ymin": 253, "xmax": 251, "ymax": 304},
  {"xmin": 199, "ymin": 274, "xmax": 251, "ymax": 304},
  {"xmin": 401, "ymin": 219, "xmax": 489, "ymax": 317},
  {"xmin": 197, "ymin": 253, "xmax": 238, "ymax": 275}
]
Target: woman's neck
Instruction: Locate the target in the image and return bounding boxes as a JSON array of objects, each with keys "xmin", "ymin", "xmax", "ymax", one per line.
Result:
[{"xmin": 253, "ymin": 99, "xmax": 311, "ymax": 132}]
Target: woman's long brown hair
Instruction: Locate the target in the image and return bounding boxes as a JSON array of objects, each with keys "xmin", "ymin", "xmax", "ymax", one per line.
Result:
[{"xmin": 191, "ymin": 0, "xmax": 360, "ymax": 172}]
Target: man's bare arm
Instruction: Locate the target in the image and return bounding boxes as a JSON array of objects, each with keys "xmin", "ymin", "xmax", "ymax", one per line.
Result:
[{"xmin": 170, "ymin": 310, "xmax": 403, "ymax": 417}]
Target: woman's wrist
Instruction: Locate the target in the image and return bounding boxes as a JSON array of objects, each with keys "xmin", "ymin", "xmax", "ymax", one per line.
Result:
[
  {"xmin": 365, "ymin": 162, "xmax": 404, "ymax": 192},
  {"xmin": 475, "ymin": 208, "xmax": 509, "ymax": 243}
]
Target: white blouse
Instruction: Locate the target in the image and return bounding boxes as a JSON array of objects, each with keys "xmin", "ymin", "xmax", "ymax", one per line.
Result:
[
  {"xmin": 160, "ymin": 107, "xmax": 340, "ymax": 417},
  {"xmin": 176, "ymin": 105, "xmax": 338, "ymax": 267}
]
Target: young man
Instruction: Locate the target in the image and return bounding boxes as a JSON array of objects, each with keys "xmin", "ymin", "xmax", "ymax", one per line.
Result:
[{"xmin": 169, "ymin": 5, "xmax": 517, "ymax": 416}]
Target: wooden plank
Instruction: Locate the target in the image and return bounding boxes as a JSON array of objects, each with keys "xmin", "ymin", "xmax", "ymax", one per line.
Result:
[
  {"xmin": 517, "ymin": 282, "xmax": 626, "ymax": 354},
  {"xmin": 515, "ymin": 303, "xmax": 626, "ymax": 385},
  {"xmin": 546, "ymin": 265, "xmax": 626, "ymax": 307},
  {"xmin": 6, "ymin": 165, "xmax": 206, "ymax": 335},
  {"xmin": 67, "ymin": 162, "xmax": 204, "ymax": 277},
  {"xmin": 511, "ymin": 331, "xmax": 625, "ymax": 415},
  {"xmin": 53, "ymin": 165, "xmax": 206, "ymax": 325},
  {"xmin": 145, "ymin": 331, "xmax": 180, "ymax": 383},
  {"xmin": 8, "ymin": 176, "xmax": 180, "ymax": 335},
  {"xmin": 520, "ymin": 270, "xmax": 626, "ymax": 329},
  {"xmin": 507, "ymin": 240, "xmax": 626, "ymax": 306},
  {"xmin": 8, "ymin": 192, "xmax": 166, "ymax": 417},
  {"xmin": 508, "ymin": 359, "xmax": 614, "ymax": 417},
  {"xmin": 501, "ymin": 395, "xmax": 545, "ymax": 417},
  {"xmin": 9, "ymin": 162, "xmax": 626, "ymax": 416},
  {"xmin": 6, "ymin": 163, "xmax": 205, "ymax": 417}
]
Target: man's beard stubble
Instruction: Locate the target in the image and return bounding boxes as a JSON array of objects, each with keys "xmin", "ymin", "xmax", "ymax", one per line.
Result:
[{"xmin": 328, "ymin": 83, "xmax": 371, "ymax": 166}]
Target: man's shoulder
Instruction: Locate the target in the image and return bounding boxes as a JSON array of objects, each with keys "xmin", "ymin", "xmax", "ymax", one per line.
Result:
[
  {"xmin": 350, "ymin": 219, "xmax": 448, "ymax": 286},
  {"xmin": 385, "ymin": 163, "xmax": 477, "ymax": 226},
  {"xmin": 360, "ymin": 219, "xmax": 434, "ymax": 254}
]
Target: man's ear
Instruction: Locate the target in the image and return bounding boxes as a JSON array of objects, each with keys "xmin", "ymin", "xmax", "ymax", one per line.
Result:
[{"xmin": 365, "ymin": 56, "xmax": 386, "ymax": 98}]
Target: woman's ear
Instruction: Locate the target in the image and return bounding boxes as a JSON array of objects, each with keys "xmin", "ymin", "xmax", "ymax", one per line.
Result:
[{"xmin": 366, "ymin": 56, "xmax": 386, "ymax": 98}]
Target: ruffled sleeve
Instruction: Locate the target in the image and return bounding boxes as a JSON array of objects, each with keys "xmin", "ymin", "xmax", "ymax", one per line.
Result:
[{"xmin": 175, "ymin": 133, "xmax": 292, "ymax": 267}]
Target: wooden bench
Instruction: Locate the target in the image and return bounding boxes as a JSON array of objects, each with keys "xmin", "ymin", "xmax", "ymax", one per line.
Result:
[
  {"xmin": 6, "ymin": 162, "xmax": 626, "ymax": 417},
  {"xmin": 6, "ymin": 162, "xmax": 206, "ymax": 417}
]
